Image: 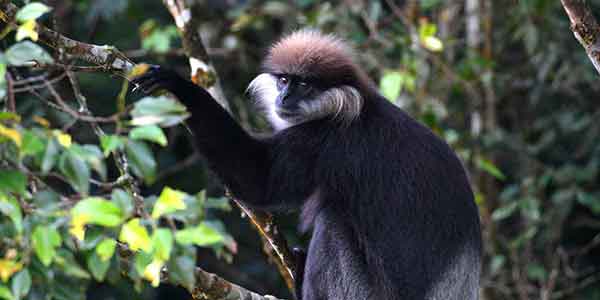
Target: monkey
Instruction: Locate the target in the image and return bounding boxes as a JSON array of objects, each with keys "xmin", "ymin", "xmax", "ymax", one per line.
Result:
[{"xmin": 132, "ymin": 29, "xmax": 482, "ymax": 300}]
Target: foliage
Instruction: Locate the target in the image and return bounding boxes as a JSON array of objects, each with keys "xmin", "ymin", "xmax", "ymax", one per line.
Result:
[
  {"xmin": 0, "ymin": 3, "xmax": 236, "ymax": 299},
  {"xmin": 0, "ymin": 1, "xmax": 599, "ymax": 300}
]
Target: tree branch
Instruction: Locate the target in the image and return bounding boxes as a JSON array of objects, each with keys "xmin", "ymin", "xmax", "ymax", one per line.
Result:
[
  {"xmin": 161, "ymin": 0, "xmax": 298, "ymax": 293},
  {"xmin": 117, "ymin": 243, "xmax": 286, "ymax": 300},
  {"xmin": 190, "ymin": 267, "xmax": 283, "ymax": 300},
  {"xmin": 161, "ymin": 0, "xmax": 228, "ymax": 109},
  {"xmin": 0, "ymin": 0, "xmax": 134, "ymax": 74},
  {"xmin": 561, "ymin": 0, "xmax": 600, "ymax": 75}
]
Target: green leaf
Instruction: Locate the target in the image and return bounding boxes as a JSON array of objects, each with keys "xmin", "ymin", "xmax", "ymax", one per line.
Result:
[
  {"xmin": 167, "ymin": 255, "xmax": 195, "ymax": 291},
  {"xmin": 420, "ymin": 0, "xmax": 441, "ymax": 9},
  {"xmin": 15, "ymin": 3, "xmax": 52, "ymax": 22},
  {"xmin": 4, "ymin": 41, "xmax": 54, "ymax": 66},
  {"xmin": 100, "ymin": 135, "xmax": 124, "ymax": 157},
  {"xmin": 96, "ymin": 239, "xmax": 117, "ymax": 262},
  {"xmin": 170, "ymin": 194, "xmax": 204, "ymax": 223},
  {"xmin": 142, "ymin": 31, "xmax": 170, "ymax": 53},
  {"xmin": 418, "ymin": 21, "xmax": 437, "ymax": 39},
  {"xmin": 527, "ymin": 262, "xmax": 547, "ymax": 281},
  {"xmin": 379, "ymin": 71, "xmax": 404, "ymax": 101},
  {"xmin": 490, "ymin": 255, "xmax": 505, "ymax": 276},
  {"xmin": 52, "ymin": 130, "xmax": 72, "ymax": 148},
  {"xmin": 175, "ymin": 223, "xmax": 223, "ymax": 247},
  {"xmin": 129, "ymin": 125, "xmax": 167, "ymax": 146},
  {"xmin": 141, "ymin": 26, "xmax": 178, "ymax": 53},
  {"xmin": 41, "ymin": 138, "xmax": 59, "ymax": 174},
  {"xmin": 71, "ymin": 197, "xmax": 123, "ymax": 227},
  {"xmin": 0, "ymin": 285, "xmax": 12, "ymax": 300},
  {"xmin": 476, "ymin": 157, "xmax": 506, "ymax": 180},
  {"xmin": 421, "ymin": 36, "xmax": 444, "ymax": 52},
  {"xmin": 491, "ymin": 201, "xmax": 518, "ymax": 221},
  {"xmin": 15, "ymin": 21, "xmax": 38, "ymax": 42},
  {"xmin": 142, "ymin": 259, "xmax": 163, "ymax": 287},
  {"xmin": 32, "ymin": 189, "xmax": 61, "ymax": 216},
  {"xmin": 87, "ymin": 252, "xmax": 110, "ymax": 281},
  {"xmin": 0, "ymin": 193, "xmax": 22, "ymax": 234},
  {"xmin": 0, "ymin": 57, "xmax": 5, "ymax": 94},
  {"xmin": 70, "ymin": 145, "xmax": 107, "ymax": 180},
  {"xmin": 130, "ymin": 96, "xmax": 188, "ymax": 127},
  {"xmin": 152, "ymin": 229, "xmax": 173, "ymax": 261},
  {"xmin": 204, "ymin": 196, "xmax": 232, "ymax": 211},
  {"xmin": 132, "ymin": 96, "xmax": 186, "ymax": 116},
  {"xmin": 0, "ymin": 112, "xmax": 20, "ymax": 122},
  {"xmin": 111, "ymin": 189, "xmax": 134, "ymax": 218},
  {"xmin": 54, "ymin": 249, "xmax": 90, "ymax": 280},
  {"xmin": 152, "ymin": 187, "xmax": 187, "ymax": 219},
  {"xmin": 21, "ymin": 131, "xmax": 44, "ymax": 156},
  {"xmin": 48, "ymin": 277, "xmax": 86, "ymax": 300},
  {"xmin": 418, "ymin": 21, "xmax": 444, "ymax": 52},
  {"xmin": 32, "ymin": 225, "xmax": 61, "ymax": 266},
  {"xmin": 10, "ymin": 269, "xmax": 30, "ymax": 300},
  {"xmin": 0, "ymin": 170, "xmax": 26, "ymax": 196},
  {"xmin": 263, "ymin": 2, "xmax": 291, "ymax": 17},
  {"xmin": 519, "ymin": 196, "xmax": 540, "ymax": 221},
  {"xmin": 58, "ymin": 150, "xmax": 91, "ymax": 195},
  {"xmin": 576, "ymin": 191, "xmax": 600, "ymax": 214},
  {"xmin": 125, "ymin": 140, "xmax": 156, "ymax": 184},
  {"xmin": 119, "ymin": 218, "xmax": 152, "ymax": 253},
  {"xmin": 509, "ymin": 227, "xmax": 537, "ymax": 249},
  {"xmin": 0, "ymin": 124, "xmax": 21, "ymax": 148},
  {"xmin": 0, "ymin": 259, "xmax": 22, "ymax": 283},
  {"xmin": 134, "ymin": 251, "xmax": 153, "ymax": 276}
]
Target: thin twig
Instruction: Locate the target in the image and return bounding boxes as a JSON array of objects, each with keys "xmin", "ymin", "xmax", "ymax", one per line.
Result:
[
  {"xmin": 41, "ymin": 80, "xmax": 122, "ymax": 123},
  {"xmin": 4, "ymin": 70, "xmax": 15, "ymax": 112},
  {"xmin": 13, "ymin": 72, "xmax": 67, "ymax": 93},
  {"xmin": 551, "ymin": 273, "xmax": 600, "ymax": 299}
]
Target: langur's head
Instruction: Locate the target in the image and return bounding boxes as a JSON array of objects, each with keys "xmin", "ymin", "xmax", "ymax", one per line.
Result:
[{"xmin": 247, "ymin": 30, "xmax": 370, "ymax": 131}]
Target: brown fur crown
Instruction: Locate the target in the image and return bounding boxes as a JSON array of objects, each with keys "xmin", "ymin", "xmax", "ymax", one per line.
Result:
[{"xmin": 263, "ymin": 30, "xmax": 370, "ymax": 89}]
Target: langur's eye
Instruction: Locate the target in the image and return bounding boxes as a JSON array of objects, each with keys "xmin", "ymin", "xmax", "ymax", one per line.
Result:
[
  {"xmin": 278, "ymin": 76, "xmax": 289, "ymax": 85},
  {"xmin": 298, "ymin": 81, "xmax": 308, "ymax": 87}
]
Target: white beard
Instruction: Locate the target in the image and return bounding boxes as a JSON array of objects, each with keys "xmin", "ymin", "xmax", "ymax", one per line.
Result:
[
  {"xmin": 247, "ymin": 73, "xmax": 363, "ymax": 132},
  {"xmin": 247, "ymin": 73, "xmax": 293, "ymax": 132}
]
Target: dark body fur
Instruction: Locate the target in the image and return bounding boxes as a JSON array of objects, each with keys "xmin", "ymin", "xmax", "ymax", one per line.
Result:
[{"xmin": 133, "ymin": 52, "xmax": 481, "ymax": 300}]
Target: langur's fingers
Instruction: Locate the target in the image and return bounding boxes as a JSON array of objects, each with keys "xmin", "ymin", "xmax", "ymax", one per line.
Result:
[{"xmin": 141, "ymin": 83, "xmax": 167, "ymax": 95}]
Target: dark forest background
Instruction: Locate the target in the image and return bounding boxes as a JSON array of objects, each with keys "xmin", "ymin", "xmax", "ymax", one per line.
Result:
[{"xmin": 0, "ymin": 1, "xmax": 599, "ymax": 300}]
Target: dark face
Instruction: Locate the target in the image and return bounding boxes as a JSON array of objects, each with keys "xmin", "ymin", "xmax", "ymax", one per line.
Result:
[
  {"xmin": 274, "ymin": 74, "xmax": 322, "ymax": 119},
  {"xmin": 247, "ymin": 71, "xmax": 361, "ymax": 132}
]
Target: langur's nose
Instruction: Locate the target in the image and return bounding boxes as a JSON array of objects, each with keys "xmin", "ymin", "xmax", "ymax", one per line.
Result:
[{"xmin": 278, "ymin": 95, "xmax": 300, "ymax": 112}]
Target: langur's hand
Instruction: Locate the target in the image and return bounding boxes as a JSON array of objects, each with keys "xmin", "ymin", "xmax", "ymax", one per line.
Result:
[{"xmin": 130, "ymin": 65, "xmax": 184, "ymax": 95}]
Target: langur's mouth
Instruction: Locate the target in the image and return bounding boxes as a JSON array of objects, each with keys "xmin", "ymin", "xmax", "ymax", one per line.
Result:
[{"xmin": 276, "ymin": 109, "xmax": 300, "ymax": 119}]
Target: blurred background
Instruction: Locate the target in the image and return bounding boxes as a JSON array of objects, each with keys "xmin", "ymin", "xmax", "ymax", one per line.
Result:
[{"xmin": 3, "ymin": 0, "xmax": 600, "ymax": 299}]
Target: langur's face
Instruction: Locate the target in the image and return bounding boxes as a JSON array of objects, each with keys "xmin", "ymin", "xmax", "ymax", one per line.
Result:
[
  {"xmin": 247, "ymin": 73, "xmax": 323, "ymax": 131},
  {"xmin": 247, "ymin": 73, "xmax": 363, "ymax": 132}
]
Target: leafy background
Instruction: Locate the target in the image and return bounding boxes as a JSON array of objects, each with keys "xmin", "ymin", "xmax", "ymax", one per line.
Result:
[{"xmin": 0, "ymin": 0, "xmax": 599, "ymax": 299}]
